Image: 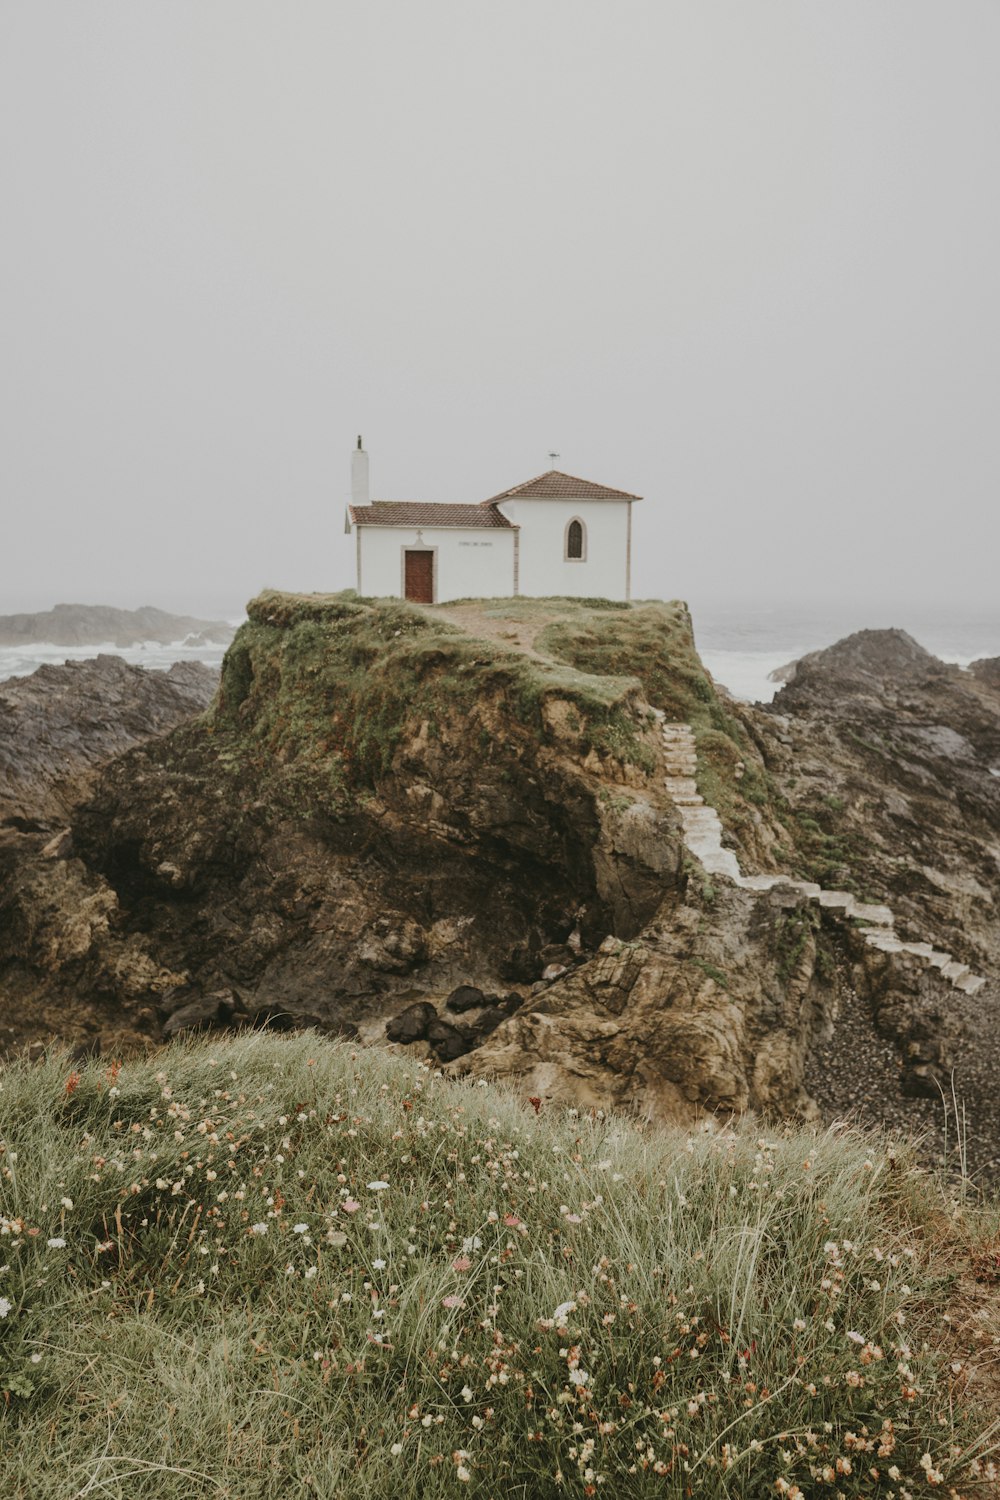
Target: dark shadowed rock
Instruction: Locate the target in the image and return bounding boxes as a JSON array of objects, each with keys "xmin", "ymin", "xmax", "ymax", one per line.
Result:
[
  {"xmin": 386, "ymin": 1001, "xmax": 437, "ymax": 1043},
  {"xmin": 162, "ymin": 995, "xmax": 225, "ymax": 1037},
  {"xmin": 445, "ymin": 985, "xmax": 486, "ymax": 1013},
  {"xmin": 464, "ymin": 1005, "xmax": 507, "ymax": 1041},
  {"xmin": 427, "ymin": 1019, "xmax": 472, "ymax": 1061},
  {"xmin": 538, "ymin": 943, "xmax": 576, "ymax": 970}
]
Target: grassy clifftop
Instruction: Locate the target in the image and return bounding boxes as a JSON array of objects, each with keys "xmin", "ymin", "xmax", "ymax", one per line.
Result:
[
  {"xmin": 0, "ymin": 1030, "xmax": 995, "ymax": 1497},
  {"xmin": 211, "ymin": 592, "xmax": 658, "ymax": 814}
]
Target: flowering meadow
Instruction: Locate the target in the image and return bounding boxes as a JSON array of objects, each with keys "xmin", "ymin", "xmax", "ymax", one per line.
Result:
[{"xmin": 0, "ymin": 1031, "xmax": 995, "ymax": 1498}]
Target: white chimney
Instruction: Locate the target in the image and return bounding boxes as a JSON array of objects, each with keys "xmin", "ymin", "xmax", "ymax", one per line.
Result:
[{"xmin": 351, "ymin": 435, "xmax": 370, "ymax": 507}]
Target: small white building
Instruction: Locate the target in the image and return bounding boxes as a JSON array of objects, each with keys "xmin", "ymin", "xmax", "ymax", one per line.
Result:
[{"xmin": 345, "ymin": 440, "xmax": 641, "ymax": 604}]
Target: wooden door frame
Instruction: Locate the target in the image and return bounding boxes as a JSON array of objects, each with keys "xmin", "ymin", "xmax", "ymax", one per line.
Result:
[{"xmin": 400, "ymin": 545, "xmax": 437, "ymax": 604}]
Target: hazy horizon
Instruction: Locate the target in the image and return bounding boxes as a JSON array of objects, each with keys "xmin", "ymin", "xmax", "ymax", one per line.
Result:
[{"xmin": 2, "ymin": 3, "xmax": 998, "ymax": 621}]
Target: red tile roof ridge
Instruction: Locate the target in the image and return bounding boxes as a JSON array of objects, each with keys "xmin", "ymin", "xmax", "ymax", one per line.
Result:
[{"xmin": 482, "ymin": 469, "xmax": 642, "ymax": 504}]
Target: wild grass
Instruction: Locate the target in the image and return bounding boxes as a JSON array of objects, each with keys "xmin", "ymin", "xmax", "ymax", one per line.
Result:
[{"xmin": 0, "ymin": 1031, "xmax": 994, "ymax": 1498}]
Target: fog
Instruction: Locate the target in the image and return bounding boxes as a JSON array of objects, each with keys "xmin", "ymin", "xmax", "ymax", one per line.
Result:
[{"xmin": 2, "ymin": 2, "xmax": 998, "ymax": 622}]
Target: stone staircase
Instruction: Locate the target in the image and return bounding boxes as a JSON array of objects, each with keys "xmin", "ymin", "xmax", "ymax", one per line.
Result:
[{"xmin": 658, "ymin": 716, "xmax": 987, "ymax": 998}]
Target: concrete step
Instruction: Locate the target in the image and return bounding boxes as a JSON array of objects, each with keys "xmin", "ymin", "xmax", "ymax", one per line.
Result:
[
  {"xmin": 779, "ymin": 879, "xmax": 822, "ymax": 898},
  {"xmin": 896, "ymin": 943, "xmax": 936, "ymax": 965},
  {"xmin": 685, "ymin": 831, "xmax": 726, "ymax": 857},
  {"xmin": 672, "ymin": 795, "xmax": 705, "ymax": 808},
  {"xmin": 865, "ymin": 934, "xmax": 906, "ymax": 955},
  {"xmin": 955, "ymin": 973, "xmax": 987, "ymax": 996},
  {"xmin": 942, "ymin": 961, "xmax": 970, "ymax": 982},
  {"xmin": 680, "ymin": 816, "xmax": 723, "ymax": 835},
  {"xmin": 813, "ymin": 891, "xmax": 856, "ymax": 915},
  {"xmin": 665, "ymin": 777, "xmax": 699, "ymax": 795},
  {"xmin": 735, "ymin": 873, "xmax": 783, "ymax": 891},
  {"xmin": 852, "ymin": 902, "xmax": 895, "ymax": 926},
  {"xmin": 699, "ymin": 849, "xmax": 743, "ymax": 881}
]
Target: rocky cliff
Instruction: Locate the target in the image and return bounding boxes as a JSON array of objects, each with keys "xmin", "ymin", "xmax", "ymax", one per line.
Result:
[
  {"xmin": 0, "ymin": 594, "xmax": 683, "ymax": 1059},
  {"xmin": 0, "ymin": 655, "xmax": 218, "ymax": 829},
  {"xmin": 1, "ymin": 597, "xmax": 998, "ymax": 1175}
]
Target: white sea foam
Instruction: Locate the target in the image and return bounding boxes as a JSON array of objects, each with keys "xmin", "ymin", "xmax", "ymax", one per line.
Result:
[
  {"xmin": 698, "ymin": 650, "xmax": 795, "ymax": 705},
  {"xmin": 0, "ymin": 638, "xmax": 233, "ymax": 681}
]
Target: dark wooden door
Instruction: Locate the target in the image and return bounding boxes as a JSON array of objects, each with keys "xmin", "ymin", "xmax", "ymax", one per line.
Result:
[{"xmin": 404, "ymin": 550, "xmax": 434, "ymax": 603}]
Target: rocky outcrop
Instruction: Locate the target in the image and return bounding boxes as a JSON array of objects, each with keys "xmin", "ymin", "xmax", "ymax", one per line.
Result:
[
  {"xmin": 456, "ymin": 882, "xmax": 832, "ymax": 1122},
  {"xmin": 0, "ymin": 594, "xmax": 682, "ymax": 1059},
  {"xmin": 0, "ymin": 655, "xmax": 220, "ymax": 1059},
  {"xmin": 970, "ymin": 656, "xmax": 1000, "ymax": 693},
  {"xmin": 0, "ymin": 656, "xmax": 218, "ymax": 830},
  {"xmin": 765, "ymin": 629, "xmax": 1000, "ymax": 967},
  {"xmin": 0, "ymin": 603, "xmax": 234, "ymax": 647}
]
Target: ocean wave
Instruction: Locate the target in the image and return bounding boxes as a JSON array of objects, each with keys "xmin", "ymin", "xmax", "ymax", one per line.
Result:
[{"xmin": 0, "ymin": 639, "xmax": 231, "ymax": 681}]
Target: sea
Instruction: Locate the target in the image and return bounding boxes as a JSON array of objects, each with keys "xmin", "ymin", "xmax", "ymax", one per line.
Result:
[{"xmin": 1, "ymin": 602, "xmax": 998, "ymax": 705}]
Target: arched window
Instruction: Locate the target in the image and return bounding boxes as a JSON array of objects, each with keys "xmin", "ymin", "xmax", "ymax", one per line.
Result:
[{"xmin": 565, "ymin": 517, "xmax": 586, "ymax": 561}]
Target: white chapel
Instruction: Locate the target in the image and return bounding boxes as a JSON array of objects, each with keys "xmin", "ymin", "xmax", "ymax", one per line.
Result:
[{"xmin": 344, "ymin": 439, "xmax": 641, "ymax": 604}]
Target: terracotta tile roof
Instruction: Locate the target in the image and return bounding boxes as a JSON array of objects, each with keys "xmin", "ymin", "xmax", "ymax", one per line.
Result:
[
  {"xmin": 483, "ymin": 469, "xmax": 642, "ymax": 504},
  {"xmin": 348, "ymin": 501, "xmax": 515, "ymax": 529}
]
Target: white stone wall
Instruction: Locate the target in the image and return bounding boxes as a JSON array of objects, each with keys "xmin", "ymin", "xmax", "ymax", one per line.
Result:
[
  {"xmin": 498, "ymin": 498, "xmax": 633, "ymax": 600},
  {"xmin": 357, "ymin": 526, "xmax": 516, "ymax": 602}
]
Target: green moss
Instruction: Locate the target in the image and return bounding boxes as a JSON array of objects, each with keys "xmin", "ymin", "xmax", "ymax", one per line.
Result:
[
  {"xmin": 775, "ymin": 906, "xmax": 819, "ymax": 981},
  {"xmin": 691, "ymin": 958, "xmax": 730, "ymax": 989},
  {"xmin": 209, "ymin": 592, "xmax": 657, "ymax": 817}
]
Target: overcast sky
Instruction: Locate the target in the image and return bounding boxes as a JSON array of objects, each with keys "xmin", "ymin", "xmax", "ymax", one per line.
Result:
[{"xmin": 1, "ymin": 2, "xmax": 998, "ymax": 621}]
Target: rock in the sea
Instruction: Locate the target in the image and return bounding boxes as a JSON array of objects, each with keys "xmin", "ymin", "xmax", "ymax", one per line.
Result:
[{"xmin": 0, "ymin": 603, "xmax": 234, "ymax": 649}]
